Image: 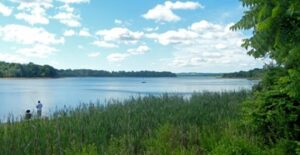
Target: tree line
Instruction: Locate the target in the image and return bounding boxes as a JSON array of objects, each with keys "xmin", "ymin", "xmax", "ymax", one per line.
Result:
[
  {"xmin": 222, "ymin": 68, "xmax": 264, "ymax": 79},
  {"xmin": 0, "ymin": 62, "xmax": 57, "ymax": 77},
  {"xmin": 0, "ymin": 61, "xmax": 176, "ymax": 78}
]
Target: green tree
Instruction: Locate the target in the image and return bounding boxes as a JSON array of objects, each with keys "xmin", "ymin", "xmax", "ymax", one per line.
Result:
[{"xmin": 232, "ymin": 0, "xmax": 300, "ymax": 152}]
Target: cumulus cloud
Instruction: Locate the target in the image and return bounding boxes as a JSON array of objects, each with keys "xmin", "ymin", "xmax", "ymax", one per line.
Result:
[
  {"xmin": 93, "ymin": 41, "xmax": 118, "ymax": 48},
  {"xmin": 0, "ymin": 24, "xmax": 63, "ymax": 59},
  {"xmin": 94, "ymin": 27, "xmax": 143, "ymax": 49},
  {"xmin": 144, "ymin": 26, "xmax": 159, "ymax": 32},
  {"xmin": 143, "ymin": 1, "xmax": 203, "ymax": 22},
  {"xmin": 52, "ymin": 11, "xmax": 81, "ymax": 27},
  {"xmin": 14, "ymin": 0, "xmax": 53, "ymax": 25},
  {"xmin": 63, "ymin": 29, "xmax": 75, "ymax": 36},
  {"xmin": 58, "ymin": 4, "xmax": 74, "ymax": 12},
  {"xmin": 79, "ymin": 28, "xmax": 91, "ymax": 37},
  {"xmin": 107, "ymin": 53, "xmax": 129, "ymax": 62},
  {"xmin": 146, "ymin": 20, "xmax": 263, "ymax": 71},
  {"xmin": 96, "ymin": 27, "xmax": 143, "ymax": 44},
  {"xmin": 0, "ymin": 2, "xmax": 12, "ymax": 16},
  {"xmin": 146, "ymin": 29, "xmax": 198, "ymax": 45},
  {"xmin": 11, "ymin": 0, "xmax": 87, "ymax": 26},
  {"xmin": 106, "ymin": 45, "xmax": 150, "ymax": 62},
  {"xmin": 62, "ymin": 28, "xmax": 91, "ymax": 37},
  {"xmin": 52, "ymin": 4, "xmax": 81, "ymax": 27},
  {"xmin": 0, "ymin": 24, "xmax": 64, "ymax": 45},
  {"xmin": 127, "ymin": 45, "xmax": 150, "ymax": 55},
  {"xmin": 88, "ymin": 52, "xmax": 100, "ymax": 58},
  {"xmin": 16, "ymin": 44, "xmax": 57, "ymax": 58},
  {"xmin": 114, "ymin": 19, "xmax": 122, "ymax": 24},
  {"xmin": 164, "ymin": 1, "xmax": 202, "ymax": 9},
  {"xmin": 57, "ymin": 0, "xmax": 90, "ymax": 4},
  {"xmin": 0, "ymin": 53, "xmax": 27, "ymax": 63}
]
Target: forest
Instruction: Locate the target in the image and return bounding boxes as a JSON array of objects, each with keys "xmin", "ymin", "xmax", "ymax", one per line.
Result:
[
  {"xmin": 222, "ymin": 68, "xmax": 264, "ymax": 79},
  {"xmin": 0, "ymin": 61, "xmax": 176, "ymax": 78}
]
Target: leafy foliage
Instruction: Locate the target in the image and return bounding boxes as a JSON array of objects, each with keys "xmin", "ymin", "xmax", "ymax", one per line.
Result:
[
  {"xmin": 232, "ymin": 0, "xmax": 300, "ymax": 152},
  {"xmin": 0, "ymin": 61, "xmax": 57, "ymax": 77}
]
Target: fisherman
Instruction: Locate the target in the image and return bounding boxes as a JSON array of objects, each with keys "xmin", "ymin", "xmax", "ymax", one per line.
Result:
[
  {"xmin": 25, "ymin": 109, "xmax": 32, "ymax": 120},
  {"xmin": 36, "ymin": 101, "xmax": 43, "ymax": 117}
]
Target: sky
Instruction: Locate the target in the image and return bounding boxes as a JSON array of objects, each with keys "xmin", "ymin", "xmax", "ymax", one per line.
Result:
[{"xmin": 0, "ymin": 0, "xmax": 265, "ymax": 73}]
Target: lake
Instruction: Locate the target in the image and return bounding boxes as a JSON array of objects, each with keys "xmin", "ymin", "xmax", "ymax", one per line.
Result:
[{"xmin": 0, "ymin": 77, "xmax": 258, "ymax": 119}]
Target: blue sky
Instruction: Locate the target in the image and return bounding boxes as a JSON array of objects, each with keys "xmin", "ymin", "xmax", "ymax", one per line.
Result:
[{"xmin": 0, "ymin": 0, "xmax": 264, "ymax": 72}]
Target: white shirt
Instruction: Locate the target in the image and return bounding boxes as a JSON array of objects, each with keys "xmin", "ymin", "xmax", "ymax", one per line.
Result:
[{"xmin": 36, "ymin": 103, "xmax": 43, "ymax": 111}]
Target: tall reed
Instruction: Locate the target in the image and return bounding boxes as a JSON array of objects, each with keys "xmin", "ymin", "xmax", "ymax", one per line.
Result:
[{"xmin": 0, "ymin": 91, "xmax": 266, "ymax": 154}]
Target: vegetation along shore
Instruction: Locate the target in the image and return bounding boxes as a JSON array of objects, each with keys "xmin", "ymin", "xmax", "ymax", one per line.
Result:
[{"xmin": 1, "ymin": 91, "xmax": 294, "ymax": 154}]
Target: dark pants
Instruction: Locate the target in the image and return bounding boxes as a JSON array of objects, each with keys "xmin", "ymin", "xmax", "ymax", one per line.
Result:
[
  {"xmin": 37, "ymin": 110, "xmax": 42, "ymax": 117},
  {"xmin": 25, "ymin": 113, "xmax": 32, "ymax": 120}
]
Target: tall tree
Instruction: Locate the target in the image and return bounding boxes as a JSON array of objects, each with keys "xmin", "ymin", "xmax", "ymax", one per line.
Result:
[{"xmin": 232, "ymin": 0, "xmax": 299, "ymax": 152}]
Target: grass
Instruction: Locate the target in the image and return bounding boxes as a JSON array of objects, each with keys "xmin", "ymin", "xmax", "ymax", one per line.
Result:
[{"xmin": 0, "ymin": 91, "xmax": 270, "ymax": 154}]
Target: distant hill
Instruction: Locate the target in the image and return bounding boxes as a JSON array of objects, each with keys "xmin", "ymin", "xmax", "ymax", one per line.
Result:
[
  {"xmin": 0, "ymin": 61, "xmax": 176, "ymax": 78},
  {"xmin": 222, "ymin": 68, "xmax": 264, "ymax": 79}
]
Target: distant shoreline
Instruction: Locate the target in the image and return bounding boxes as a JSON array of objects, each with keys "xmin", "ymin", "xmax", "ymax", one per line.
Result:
[
  {"xmin": 0, "ymin": 76, "xmax": 178, "ymax": 79},
  {"xmin": 0, "ymin": 61, "xmax": 176, "ymax": 78}
]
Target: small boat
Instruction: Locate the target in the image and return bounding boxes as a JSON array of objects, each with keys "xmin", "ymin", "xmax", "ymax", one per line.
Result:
[{"xmin": 141, "ymin": 81, "xmax": 147, "ymax": 83}]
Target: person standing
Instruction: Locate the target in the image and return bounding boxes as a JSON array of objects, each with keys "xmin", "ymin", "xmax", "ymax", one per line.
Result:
[{"xmin": 36, "ymin": 101, "xmax": 43, "ymax": 117}]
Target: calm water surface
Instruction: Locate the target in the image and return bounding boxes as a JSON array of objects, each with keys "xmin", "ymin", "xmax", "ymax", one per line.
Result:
[{"xmin": 0, "ymin": 77, "xmax": 258, "ymax": 119}]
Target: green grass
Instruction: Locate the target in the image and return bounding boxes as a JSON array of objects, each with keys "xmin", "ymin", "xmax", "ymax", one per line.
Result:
[{"xmin": 0, "ymin": 91, "xmax": 270, "ymax": 154}]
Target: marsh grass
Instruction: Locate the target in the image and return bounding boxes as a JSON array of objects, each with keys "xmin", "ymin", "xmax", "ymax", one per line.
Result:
[{"xmin": 0, "ymin": 91, "xmax": 267, "ymax": 154}]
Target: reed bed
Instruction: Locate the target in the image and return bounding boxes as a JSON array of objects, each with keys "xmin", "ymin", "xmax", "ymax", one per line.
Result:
[{"xmin": 0, "ymin": 91, "xmax": 265, "ymax": 154}]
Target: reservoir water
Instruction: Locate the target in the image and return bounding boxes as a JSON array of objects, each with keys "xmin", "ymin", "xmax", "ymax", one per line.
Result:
[{"xmin": 0, "ymin": 77, "xmax": 258, "ymax": 119}]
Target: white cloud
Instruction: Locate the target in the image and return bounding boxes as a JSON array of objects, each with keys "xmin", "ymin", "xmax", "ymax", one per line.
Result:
[
  {"xmin": 62, "ymin": 28, "xmax": 91, "ymax": 37},
  {"xmin": 107, "ymin": 53, "xmax": 129, "ymax": 62},
  {"xmin": 14, "ymin": 1, "xmax": 52, "ymax": 25},
  {"xmin": 105, "ymin": 45, "xmax": 150, "ymax": 63},
  {"xmin": 0, "ymin": 53, "xmax": 27, "ymax": 63},
  {"xmin": 88, "ymin": 52, "xmax": 100, "ymax": 58},
  {"xmin": 143, "ymin": 1, "xmax": 203, "ymax": 22},
  {"xmin": 63, "ymin": 29, "xmax": 75, "ymax": 36},
  {"xmin": 143, "ymin": 4, "xmax": 180, "ymax": 22},
  {"xmin": 144, "ymin": 26, "xmax": 159, "ymax": 32},
  {"xmin": 16, "ymin": 13, "xmax": 49, "ymax": 25},
  {"xmin": 79, "ymin": 28, "xmax": 91, "ymax": 37},
  {"xmin": 52, "ymin": 12, "xmax": 81, "ymax": 27},
  {"xmin": 96, "ymin": 27, "xmax": 143, "ymax": 44},
  {"xmin": 58, "ymin": 4, "xmax": 74, "ymax": 12},
  {"xmin": 165, "ymin": 1, "xmax": 203, "ymax": 10},
  {"xmin": 53, "ymin": 4, "xmax": 82, "ymax": 27},
  {"xmin": 0, "ymin": 3, "xmax": 12, "ymax": 16},
  {"xmin": 93, "ymin": 41, "xmax": 118, "ymax": 48},
  {"xmin": 0, "ymin": 24, "xmax": 64, "ymax": 45},
  {"xmin": 57, "ymin": 0, "xmax": 90, "ymax": 4},
  {"xmin": 127, "ymin": 45, "xmax": 150, "ymax": 55},
  {"xmin": 11, "ymin": 0, "xmax": 87, "ymax": 26},
  {"xmin": 114, "ymin": 19, "xmax": 122, "ymax": 24},
  {"xmin": 146, "ymin": 29, "xmax": 198, "ymax": 45},
  {"xmin": 16, "ymin": 44, "xmax": 57, "ymax": 58},
  {"xmin": 146, "ymin": 20, "xmax": 263, "ymax": 71},
  {"xmin": 190, "ymin": 20, "xmax": 223, "ymax": 32}
]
